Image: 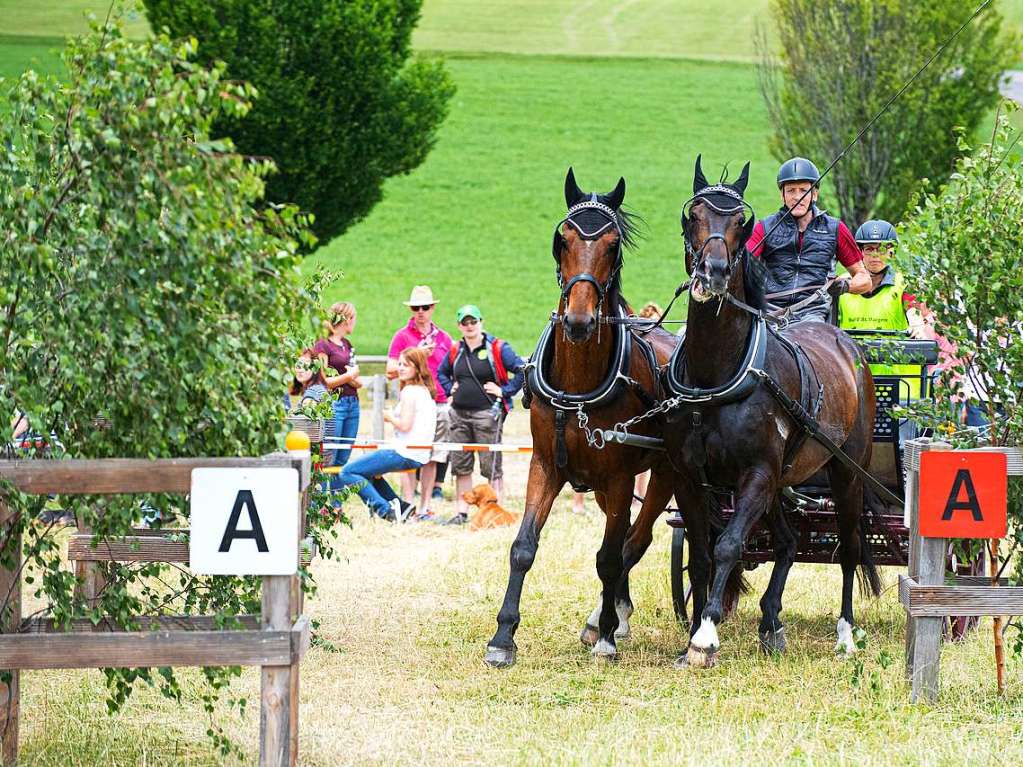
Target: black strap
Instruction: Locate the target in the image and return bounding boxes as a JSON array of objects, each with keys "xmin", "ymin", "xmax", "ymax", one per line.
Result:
[
  {"xmin": 554, "ymin": 407, "xmax": 568, "ymax": 469},
  {"xmin": 752, "ymin": 369, "xmax": 903, "ymax": 507}
]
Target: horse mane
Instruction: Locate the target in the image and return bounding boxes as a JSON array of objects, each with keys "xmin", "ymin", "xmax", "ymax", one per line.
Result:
[{"xmin": 741, "ymin": 247, "xmax": 767, "ymax": 311}]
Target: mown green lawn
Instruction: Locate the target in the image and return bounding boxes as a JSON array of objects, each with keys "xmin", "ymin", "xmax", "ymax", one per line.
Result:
[
  {"xmin": 306, "ymin": 52, "xmax": 777, "ymax": 353},
  {"xmin": 3, "ymin": 0, "xmax": 1022, "ymax": 353}
]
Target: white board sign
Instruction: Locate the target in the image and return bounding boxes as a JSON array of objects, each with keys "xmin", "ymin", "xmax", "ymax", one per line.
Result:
[{"xmin": 189, "ymin": 467, "xmax": 299, "ymax": 575}]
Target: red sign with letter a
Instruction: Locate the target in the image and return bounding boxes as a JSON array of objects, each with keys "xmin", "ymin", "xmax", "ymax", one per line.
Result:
[{"xmin": 919, "ymin": 451, "xmax": 1007, "ymax": 538}]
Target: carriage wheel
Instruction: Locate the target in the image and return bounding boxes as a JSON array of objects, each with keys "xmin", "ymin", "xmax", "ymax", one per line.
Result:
[{"xmin": 670, "ymin": 525, "xmax": 691, "ymax": 627}]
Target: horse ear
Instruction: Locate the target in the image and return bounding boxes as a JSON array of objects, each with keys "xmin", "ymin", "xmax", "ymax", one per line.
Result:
[
  {"xmin": 735, "ymin": 161, "xmax": 750, "ymax": 195},
  {"xmin": 693, "ymin": 154, "xmax": 709, "ymax": 195},
  {"xmin": 565, "ymin": 167, "xmax": 584, "ymax": 207},
  {"xmin": 606, "ymin": 177, "xmax": 626, "ymax": 209}
]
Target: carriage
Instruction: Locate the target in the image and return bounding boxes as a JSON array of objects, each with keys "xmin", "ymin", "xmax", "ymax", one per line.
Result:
[{"xmin": 664, "ymin": 330, "xmax": 977, "ymax": 636}]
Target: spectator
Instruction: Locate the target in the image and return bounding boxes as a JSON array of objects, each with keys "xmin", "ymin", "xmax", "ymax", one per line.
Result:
[
  {"xmin": 387, "ymin": 285, "xmax": 453, "ymax": 515},
  {"xmin": 314, "ymin": 301, "xmax": 363, "ymax": 467},
  {"xmin": 336, "ymin": 347, "xmax": 436, "ymax": 522},
  {"xmin": 285, "ymin": 349, "xmax": 329, "ymax": 411},
  {"xmin": 638, "ymin": 302, "xmax": 662, "ymax": 320},
  {"xmin": 437, "ymin": 304, "xmax": 525, "ymax": 525}
]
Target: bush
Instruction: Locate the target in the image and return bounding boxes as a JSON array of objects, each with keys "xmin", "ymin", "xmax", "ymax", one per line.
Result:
[
  {"xmin": 895, "ymin": 103, "xmax": 1023, "ymax": 596},
  {"xmin": 143, "ymin": 0, "xmax": 456, "ymax": 245},
  {"xmin": 0, "ymin": 17, "xmax": 331, "ymax": 753},
  {"xmin": 757, "ymin": 0, "xmax": 1013, "ymax": 224}
]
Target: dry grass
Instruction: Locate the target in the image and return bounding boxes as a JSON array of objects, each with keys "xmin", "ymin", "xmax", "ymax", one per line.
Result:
[{"xmin": 16, "ymin": 409, "xmax": 1023, "ymax": 764}]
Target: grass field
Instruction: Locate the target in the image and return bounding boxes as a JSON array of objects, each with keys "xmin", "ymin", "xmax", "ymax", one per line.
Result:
[
  {"xmin": 305, "ymin": 52, "xmax": 777, "ymax": 354},
  {"xmin": 16, "ymin": 409, "xmax": 1023, "ymax": 764},
  {"xmin": 3, "ymin": 2, "xmax": 1023, "ymax": 351}
]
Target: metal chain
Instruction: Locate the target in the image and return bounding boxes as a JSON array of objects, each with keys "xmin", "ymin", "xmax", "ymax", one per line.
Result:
[{"xmin": 576, "ymin": 394, "xmax": 684, "ymax": 450}]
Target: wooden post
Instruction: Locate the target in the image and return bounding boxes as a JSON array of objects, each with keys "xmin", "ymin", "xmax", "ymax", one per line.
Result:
[
  {"xmin": 0, "ymin": 499, "xmax": 21, "ymax": 767},
  {"xmin": 372, "ymin": 374, "xmax": 385, "ymax": 440},
  {"xmin": 905, "ymin": 439, "xmax": 947, "ymax": 702},
  {"xmin": 73, "ymin": 516, "xmax": 107, "ymax": 615},
  {"xmin": 260, "ymin": 575, "xmax": 294, "ymax": 767}
]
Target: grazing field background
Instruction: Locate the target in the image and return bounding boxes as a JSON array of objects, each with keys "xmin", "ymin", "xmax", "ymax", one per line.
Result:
[{"xmin": 3, "ymin": 1, "xmax": 1022, "ymax": 352}]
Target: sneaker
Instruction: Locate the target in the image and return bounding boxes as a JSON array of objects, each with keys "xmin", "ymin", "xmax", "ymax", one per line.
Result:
[
  {"xmin": 443, "ymin": 512, "xmax": 468, "ymax": 526},
  {"xmin": 431, "ymin": 486, "xmax": 444, "ymax": 501},
  {"xmin": 395, "ymin": 499, "xmax": 415, "ymax": 523},
  {"xmin": 379, "ymin": 508, "xmax": 397, "ymax": 522},
  {"xmin": 412, "ymin": 511, "xmax": 437, "ymax": 523}
]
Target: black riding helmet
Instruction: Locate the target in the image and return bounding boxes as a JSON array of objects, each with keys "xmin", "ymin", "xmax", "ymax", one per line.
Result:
[
  {"xmin": 776, "ymin": 157, "xmax": 821, "ymax": 188},
  {"xmin": 854, "ymin": 219, "xmax": 898, "ymax": 244}
]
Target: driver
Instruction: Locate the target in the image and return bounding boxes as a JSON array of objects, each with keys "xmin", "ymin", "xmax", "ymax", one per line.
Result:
[{"xmin": 745, "ymin": 157, "xmax": 871, "ymax": 323}]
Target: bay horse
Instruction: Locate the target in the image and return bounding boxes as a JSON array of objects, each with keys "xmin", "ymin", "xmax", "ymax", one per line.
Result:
[
  {"xmin": 666, "ymin": 157, "xmax": 881, "ymax": 668},
  {"xmin": 484, "ymin": 169, "xmax": 681, "ymax": 667}
]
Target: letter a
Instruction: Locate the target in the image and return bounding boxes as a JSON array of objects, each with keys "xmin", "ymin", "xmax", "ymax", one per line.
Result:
[
  {"xmin": 941, "ymin": 469, "xmax": 983, "ymax": 522},
  {"xmin": 219, "ymin": 489, "xmax": 270, "ymax": 552}
]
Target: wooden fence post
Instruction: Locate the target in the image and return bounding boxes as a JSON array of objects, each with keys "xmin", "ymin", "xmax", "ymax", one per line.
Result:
[
  {"xmin": 260, "ymin": 575, "xmax": 296, "ymax": 767},
  {"xmin": 904, "ymin": 439, "xmax": 947, "ymax": 702},
  {"xmin": 0, "ymin": 499, "xmax": 21, "ymax": 767}
]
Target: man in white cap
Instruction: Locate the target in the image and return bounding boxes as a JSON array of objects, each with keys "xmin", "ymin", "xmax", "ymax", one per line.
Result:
[{"xmin": 386, "ymin": 285, "xmax": 454, "ymax": 519}]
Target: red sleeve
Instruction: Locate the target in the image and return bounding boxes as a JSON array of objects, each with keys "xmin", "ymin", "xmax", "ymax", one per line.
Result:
[
  {"xmin": 745, "ymin": 220, "xmax": 766, "ymax": 258},
  {"xmin": 835, "ymin": 222, "xmax": 863, "ymax": 268}
]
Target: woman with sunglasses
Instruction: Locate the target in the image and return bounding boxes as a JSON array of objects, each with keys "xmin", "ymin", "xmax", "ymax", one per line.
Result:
[
  {"xmin": 437, "ymin": 304, "xmax": 525, "ymax": 525},
  {"xmin": 286, "ymin": 348, "xmax": 329, "ymax": 410}
]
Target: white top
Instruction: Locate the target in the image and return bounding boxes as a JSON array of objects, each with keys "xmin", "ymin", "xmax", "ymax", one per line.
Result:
[{"xmin": 394, "ymin": 385, "xmax": 437, "ymax": 464}]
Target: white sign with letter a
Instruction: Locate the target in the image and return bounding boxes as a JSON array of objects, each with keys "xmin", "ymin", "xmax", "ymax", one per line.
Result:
[{"xmin": 190, "ymin": 467, "xmax": 300, "ymax": 575}]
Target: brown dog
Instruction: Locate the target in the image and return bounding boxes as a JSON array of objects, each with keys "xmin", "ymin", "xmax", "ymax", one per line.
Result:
[{"xmin": 462, "ymin": 483, "xmax": 520, "ymax": 532}]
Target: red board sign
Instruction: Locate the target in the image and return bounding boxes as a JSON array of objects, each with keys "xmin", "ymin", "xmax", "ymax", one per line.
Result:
[{"xmin": 919, "ymin": 451, "xmax": 1007, "ymax": 538}]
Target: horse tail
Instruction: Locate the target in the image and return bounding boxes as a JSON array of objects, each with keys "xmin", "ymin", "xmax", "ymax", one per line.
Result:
[
  {"xmin": 857, "ymin": 485, "xmax": 885, "ymax": 598},
  {"xmin": 724, "ymin": 561, "xmax": 750, "ymax": 612}
]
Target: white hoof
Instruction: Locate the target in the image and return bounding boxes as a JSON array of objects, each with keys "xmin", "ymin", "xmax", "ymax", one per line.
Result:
[
  {"xmin": 579, "ymin": 625, "xmax": 598, "ymax": 646},
  {"xmin": 687, "ymin": 619, "xmax": 720, "ymax": 668},
  {"xmin": 592, "ymin": 638, "xmax": 618, "ymax": 662},
  {"xmin": 835, "ymin": 617, "xmax": 857, "ymax": 655}
]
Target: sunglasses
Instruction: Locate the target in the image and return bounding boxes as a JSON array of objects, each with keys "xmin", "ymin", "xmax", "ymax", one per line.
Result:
[
  {"xmin": 295, "ymin": 361, "xmax": 316, "ymax": 371},
  {"xmin": 459, "ymin": 317, "xmax": 479, "ymax": 326},
  {"xmin": 410, "ymin": 304, "xmax": 434, "ymax": 312}
]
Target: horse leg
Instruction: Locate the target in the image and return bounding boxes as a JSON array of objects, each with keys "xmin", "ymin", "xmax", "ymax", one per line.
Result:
[
  {"xmin": 579, "ymin": 470, "xmax": 673, "ymax": 646},
  {"xmin": 588, "ymin": 479, "xmax": 634, "ymax": 661},
  {"xmin": 758, "ymin": 496, "xmax": 796, "ymax": 654},
  {"xmin": 688, "ymin": 467, "xmax": 774, "ymax": 669},
  {"xmin": 672, "ymin": 476, "xmax": 711, "ymax": 667},
  {"xmin": 484, "ymin": 458, "xmax": 563, "ymax": 668},
  {"xmin": 828, "ymin": 460, "xmax": 874, "ymax": 656}
]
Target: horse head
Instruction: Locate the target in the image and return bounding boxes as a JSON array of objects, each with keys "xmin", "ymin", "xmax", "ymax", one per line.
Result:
[
  {"xmin": 552, "ymin": 168, "xmax": 632, "ymax": 342},
  {"xmin": 683, "ymin": 155, "xmax": 755, "ymax": 303}
]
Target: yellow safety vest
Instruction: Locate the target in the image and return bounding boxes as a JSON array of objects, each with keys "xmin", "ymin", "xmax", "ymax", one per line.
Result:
[{"xmin": 838, "ymin": 271, "xmax": 922, "ymax": 397}]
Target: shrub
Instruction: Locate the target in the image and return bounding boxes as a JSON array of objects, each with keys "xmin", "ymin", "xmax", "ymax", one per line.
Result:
[
  {"xmin": 0, "ymin": 17, "xmax": 331, "ymax": 753},
  {"xmin": 895, "ymin": 103, "xmax": 1023, "ymax": 599},
  {"xmin": 142, "ymin": 0, "xmax": 456, "ymax": 245}
]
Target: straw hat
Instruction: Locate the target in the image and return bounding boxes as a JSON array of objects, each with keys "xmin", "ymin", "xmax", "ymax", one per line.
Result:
[{"xmin": 403, "ymin": 285, "xmax": 438, "ymax": 306}]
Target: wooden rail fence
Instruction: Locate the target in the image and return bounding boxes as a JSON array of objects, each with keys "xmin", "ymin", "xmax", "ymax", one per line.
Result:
[{"xmin": 0, "ymin": 454, "xmax": 311, "ymax": 766}]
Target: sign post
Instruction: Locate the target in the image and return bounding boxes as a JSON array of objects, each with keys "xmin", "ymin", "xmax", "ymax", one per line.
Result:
[
  {"xmin": 901, "ymin": 439, "xmax": 1020, "ymax": 702},
  {"xmin": 190, "ymin": 462, "xmax": 304, "ymax": 766}
]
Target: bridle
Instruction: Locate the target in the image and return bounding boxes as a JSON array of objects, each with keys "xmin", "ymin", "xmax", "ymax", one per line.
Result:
[
  {"xmin": 681, "ymin": 185, "xmax": 755, "ymax": 282},
  {"xmin": 551, "ymin": 196, "xmax": 624, "ymax": 322}
]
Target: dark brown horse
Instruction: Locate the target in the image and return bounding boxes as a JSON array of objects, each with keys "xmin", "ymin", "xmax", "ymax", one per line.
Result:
[
  {"xmin": 667, "ymin": 157, "xmax": 881, "ymax": 668},
  {"xmin": 484, "ymin": 170, "xmax": 679, "ymax": 667}
]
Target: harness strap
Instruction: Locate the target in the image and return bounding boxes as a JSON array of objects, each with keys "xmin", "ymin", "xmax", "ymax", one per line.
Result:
[
  {"xmin": 554, "ymin": 407, "xmax": 569, "ymax": 469},
  {"xmin": 751, "ymin": 369, "xmax": 903, "ymax": 507}
]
